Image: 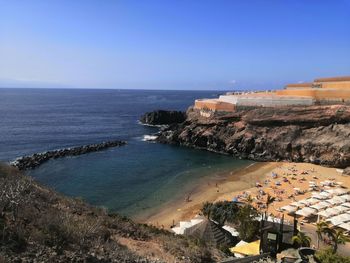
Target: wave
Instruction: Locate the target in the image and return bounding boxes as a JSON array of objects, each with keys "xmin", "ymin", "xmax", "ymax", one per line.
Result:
[
  {"xmin": 142, "ymin": 135, "xmax": 158, "ymax": 142},
  {"xmin": 136, "ymin": 120, "xmax": 168, "ymax": 128}
]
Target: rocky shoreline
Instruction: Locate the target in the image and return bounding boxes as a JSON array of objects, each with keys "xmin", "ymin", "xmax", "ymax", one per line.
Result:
[
  {"xmin": 140, "ymin": 110, "xmax": 186, "ymax": 125},
  {"xmin": 10, "ymin": 140, "xmax": 127, "ymax": 170},
  {"xmin": 143, "ymin": 105, "xmax": 350, "ymax": 169}
]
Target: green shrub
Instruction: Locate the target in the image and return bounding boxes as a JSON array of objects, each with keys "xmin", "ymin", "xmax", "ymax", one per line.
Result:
[{"xmin": 315, "ymin": 248, "xmax": 350, "ymax": 263}]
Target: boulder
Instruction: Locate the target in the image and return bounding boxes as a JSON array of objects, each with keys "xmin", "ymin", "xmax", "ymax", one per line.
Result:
[{"xmin": 140, "ymin": 110, "xmax": 186, "ymax": 125}]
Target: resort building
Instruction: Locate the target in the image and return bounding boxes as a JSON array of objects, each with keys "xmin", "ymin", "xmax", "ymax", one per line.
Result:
[{"xmin": 194, "ymin": 76, "xmax": 350, "ymax": 114}]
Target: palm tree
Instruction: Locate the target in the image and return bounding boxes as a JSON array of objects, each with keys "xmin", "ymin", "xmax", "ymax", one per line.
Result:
[
  {"xmin": 292, "ymin": 231, "xmax": 312, "ymax": 248},
  {"xmin": 316, "ymin": 221, "xmax": 350, "ymax": 253},
  {"xmin": 266, "ymin": 194, "xmax": 276, "ymax": 214},
  {"xmin": 247, "ymin": 194, "xmax": 254, "ymax": 204},
  {"xmin": 330, "ymin": 228, "xmax": 350, "ymax": 253},
  {"xmin": 316, "ymin": 221, "xmax": 330, "ymax": 248},
  {"xmin": 201, "ymin": 202, "xmax": 212, "ymax": 219}
]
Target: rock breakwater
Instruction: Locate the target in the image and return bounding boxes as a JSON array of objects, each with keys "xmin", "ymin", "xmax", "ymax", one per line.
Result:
[{"xmin": 11, "ymin": 140, "xmax": 127, "ymax": 170}]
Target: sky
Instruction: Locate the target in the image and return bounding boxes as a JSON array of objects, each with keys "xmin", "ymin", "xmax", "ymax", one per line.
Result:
[{"xmin": 0, "ymin": 0, "xmax": 350, "ymax": 90}]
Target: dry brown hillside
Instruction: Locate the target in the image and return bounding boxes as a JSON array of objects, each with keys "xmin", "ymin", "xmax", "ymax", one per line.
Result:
[{"xmin": 0, "ymin": 164, "xmax": 223, "ymax": 263}]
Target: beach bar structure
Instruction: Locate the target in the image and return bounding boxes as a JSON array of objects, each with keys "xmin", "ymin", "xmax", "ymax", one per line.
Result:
[{"xmin": 194, "ymin": 76, "xmax": 350, "ymax": 114}]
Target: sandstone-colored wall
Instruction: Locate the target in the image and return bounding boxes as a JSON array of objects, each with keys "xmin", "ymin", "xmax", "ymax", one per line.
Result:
[
  {"xmin": 194, "ymin": 99, "xmax": 236, "ymax": 112},
  {"xmin": 285, "ymin": 83, "xmax": 313, "ymax": 90},
  {"xmin": 317, "ymin": 81, "xmax": 350, "ymax": 89},
  {"xmin": 276, "ymin": 89, "xmax": 317, "ymax": 97},
  {"xmin": 236, "ymin": 96, "xmax": 314, "ymax": 107},
  {"xmin": 276, "ymin": 88, "xmax": 350, "ymax": 100}
]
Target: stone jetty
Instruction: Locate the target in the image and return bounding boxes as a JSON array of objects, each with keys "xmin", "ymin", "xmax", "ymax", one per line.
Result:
[{"xmin": 10, "ymin": 140, "xmax": 127, "ymax": 170}]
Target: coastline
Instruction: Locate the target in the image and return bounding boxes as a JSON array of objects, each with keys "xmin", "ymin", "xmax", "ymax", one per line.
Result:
[
  {"xmin": 137, "ymin": 161, "xmax": 349, "ymax": 232},
  {"xmin": 136, "ymin": 161, "xmax": 279, "ymax": 228}
]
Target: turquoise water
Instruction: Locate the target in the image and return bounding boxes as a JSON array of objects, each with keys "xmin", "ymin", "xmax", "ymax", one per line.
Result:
[{"xmin": 0, "ymin": 88, "xmax": 252, "ymax": 218}]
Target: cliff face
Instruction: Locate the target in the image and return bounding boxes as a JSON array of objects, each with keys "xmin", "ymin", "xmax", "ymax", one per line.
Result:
[
  {"xmin": 157, "ymin": 105, "xmax": 350, "ymax": 168},
  {"xmin": 140, "ymin": 110, "xmax": 186, "ymax": 125}
]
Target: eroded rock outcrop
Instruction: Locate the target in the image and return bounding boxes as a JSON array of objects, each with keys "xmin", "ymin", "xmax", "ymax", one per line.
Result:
[
  {"xmin": 157, "ymin": 105, "xmax": 350, "ymax": 168},
  {"xmin": 140, "ymin": 110, "xmax": 186, "ymax": 125}
]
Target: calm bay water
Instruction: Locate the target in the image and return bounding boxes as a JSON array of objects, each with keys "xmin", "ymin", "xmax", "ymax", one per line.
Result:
[{"xmin": 0, "ymin": 88, "xmax": 252, "ymax": 217}]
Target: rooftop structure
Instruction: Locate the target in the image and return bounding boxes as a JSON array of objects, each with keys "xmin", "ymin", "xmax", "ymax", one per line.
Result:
[{"xmin": 194, "ymin": 76, "xmax": 350, "ymax": 114}]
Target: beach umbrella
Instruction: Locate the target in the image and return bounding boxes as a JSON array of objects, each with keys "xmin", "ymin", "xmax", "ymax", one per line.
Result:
[
  {"xmin": 318, "ymin": 201, "xmax": 332, "ymax": 207},
  {"xmin": 334, "ymin": 188, "xmax": 349, "ymax": 195},
  {"xmin": 328, "ymin": 213, "xmax": 350, "ymax": 225},
  {"xmin": 303, "ymin": 207, "xmax": 317, "ymax": 214},
  {"xmin": 326, "ymin": 189, "xmax": 337, "ymax": 195},
  {"xmin": 318, "ymin": 210, "xmax": 333, "ymax": 218},
  {"xmin": 312, "ymin": 193, "xmax": 328, "ymax": 200},
  {"xmin": 327, "ymin": 197, "xmax": 343, "ymax": 205},
  {"xmin": 223, "ymin": 225, "xmax": 239, "ymax": 237},
  {"xmin": 290, "ymin": 201, "xmax": 303, "ymax": 207},
  {"xmin": 342, "ymin": 202, "xmax": 350, "ymax": 208},
  {"xmin": 338, "ymin": 213, "xmax": 350, "ymax": 221},
  {"xmin": 306, "ymin": 198, "xmax": 320, "ymax": 205},
  {"xmin": 281, "ymin": 205, "xmax": 298, "ymax": 213},
  {"xmin": 327, "ymin": 216, "xmax": 345, "ymax": 226},
  {"xmin": 325, "ymin": 207, "xmax": 340, "ymax": 216},
  {"xmin": 296, "ymin": 207, "xmax": 316, "ymax": 217},
  {"xmin": 310, "ymin": 202, "xmax": 329, "ymax": 211},
  {"xmin": 298, "ymin": 199, "xmax": 310, "ymax": 205},
  {"xmin": 295, "ymin": 209, "xmax": 309, "ymax": 217},
  {"xmin": 341, "ymin": 195, "xmax": 350, "ymax": 201},
  {"xmin": 338, "ymin": 222, "xmax": 350, "ymax": 231},
  {"xmin": 320, "ymin": 191, "xmax": 332, "ymax": 198}
]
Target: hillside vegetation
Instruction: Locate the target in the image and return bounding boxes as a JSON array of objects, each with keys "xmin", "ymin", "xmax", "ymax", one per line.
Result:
[{"xmin": 0, "ymin": 164, "xmax": 222, "ymax": 263}]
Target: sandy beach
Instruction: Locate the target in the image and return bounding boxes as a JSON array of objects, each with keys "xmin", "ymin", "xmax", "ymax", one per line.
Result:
[
  {"xmin": 139, "ymin": 161, "xmax": 350, "ymax": 231},
  {"xmin": 139, "ymin": 162, "xmax": 278, "ymax": 228}
]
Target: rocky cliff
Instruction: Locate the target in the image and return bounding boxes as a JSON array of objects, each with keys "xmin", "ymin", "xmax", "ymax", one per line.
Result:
[
  {"xmin": 140, "ymin": 110, "xmax": 186, "ymax": 125},
  {"xmin": 157, "ymin": 105, "xmax": 350, "ymax": 168}
]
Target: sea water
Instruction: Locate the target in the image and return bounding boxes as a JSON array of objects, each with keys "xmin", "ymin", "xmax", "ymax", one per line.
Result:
[{"xmin": 0, "ymin": 88, "xmax": 252, "ymax": 217}]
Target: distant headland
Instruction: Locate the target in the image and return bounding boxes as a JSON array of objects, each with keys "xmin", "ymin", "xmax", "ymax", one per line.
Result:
[{"xmin": 142, "ymin": 76, "xmax": 350, "ymax": 169}]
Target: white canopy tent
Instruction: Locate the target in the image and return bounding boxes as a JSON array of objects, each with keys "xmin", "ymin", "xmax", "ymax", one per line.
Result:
[
  {"xmin": 341, "ymin": 202, "xmax": 350, "ymax": 208},
  {"xmin": 327, "ymin": 216, "xmax": 345, "ymax": 226},
  {"xmin": 290, "ymin": 201, "xmax": 304, "ymax": 208},
  {"xmin": 310, "ymin": 202, "xmax": 329, "ymax": 211},
  {"xmin": 312, "ymin": 193, "xmax": 328, "ymax": 200},
  {"xmin": 323, "ymin": 208, "xmax": 340, "ymax": 217},
  {"xmin": 327, "ymin": 198, "xmax": 343, "ymax": 205},
  {"xmin": 334, "ymin": 188, "xmax": 348, "ymax": 196},
  {"xmin": 340, "ymin": 195, "xmax": 350, "ymax": 202},
  {"xmin": 281, "ymin": 205, "xmax": 298, "ymax": 213},
  {"xmin": 320, "ymin": 191, "xmax": 333, "ymax": 198},
  {"xmin": 327, "ymin": 213, "xmax": 350, "ymax": 226},
  {"xmin": 223, "ymin": 225, "xmax": 239, "ymax": 237},
  {"xmin": 296, "ymin": 207, "xmax": 317, "ymax": 217},
  {"xmin": 306, "ymin": 198, "xmax": 320, "ymax": 205},
  {"xmin": 318, "ymin": 210, "xmax": 333, "ymax": 218},
  {"xmin": 333, "ymin": 206, "xmax": 350, "ymax": 213},
  {"xmin": 338, "ymin": 222, "xmax": 350, "ymax": 231}
]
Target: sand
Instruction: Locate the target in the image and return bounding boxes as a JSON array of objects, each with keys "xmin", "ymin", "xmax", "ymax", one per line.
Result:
[
  {"xmin": 139, "ymin": 162, "xmax": 278, "ymax": 228},
  {"xmin": 139, "ymin": 161, "xmax": 350, "ymax": 231}
]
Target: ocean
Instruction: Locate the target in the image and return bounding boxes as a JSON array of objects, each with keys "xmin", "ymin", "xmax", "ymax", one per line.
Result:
[{"xmin": 0, "ymin": 88, "xmax": 252, "ymax": 218}]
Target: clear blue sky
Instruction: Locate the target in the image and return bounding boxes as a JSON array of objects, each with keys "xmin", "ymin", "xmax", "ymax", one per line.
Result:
[{"xmin": 1, "ymin": 0, "xmax": 350, "ymax": 90}]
